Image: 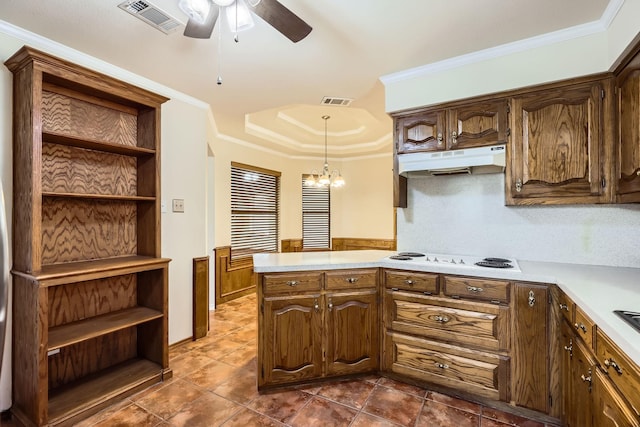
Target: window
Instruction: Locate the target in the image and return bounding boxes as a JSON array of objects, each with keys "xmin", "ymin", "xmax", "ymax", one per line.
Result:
[
  {"xmin": 231, "ymin": 162, "xmax": 280, "ymax": 260},
  {"xmin": 302, "ymin": 175, "xmax": 330, "ymax": 250}
]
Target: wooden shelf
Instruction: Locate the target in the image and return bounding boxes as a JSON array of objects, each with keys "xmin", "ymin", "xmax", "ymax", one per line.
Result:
[
  {"xmin": 48, "ymin": 307, "xmax": 164, "ymax": 351},
  {"xmin": 42, "ymin": 191, "xmax": 155, "ymax": 202},
  {"xmin": 42, "ymin": 131, "xmax": 155, "ymax": 157},
  {"xmin": 48, "ymin": 359, "xmax": 162, "ymax": 424}
]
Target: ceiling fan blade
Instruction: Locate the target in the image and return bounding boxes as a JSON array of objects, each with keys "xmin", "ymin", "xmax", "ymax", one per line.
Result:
[
  {"xmin": 183, "ymin": 6, "xmax": 219, "ymax": 39},
  {"xmin": 249, "ymin": 0, "xmax": 312, "ymax": 43}
]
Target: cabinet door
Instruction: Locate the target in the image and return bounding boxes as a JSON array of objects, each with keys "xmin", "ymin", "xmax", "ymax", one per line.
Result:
[
  {"xmin": 560, "ymin": 319, "xmax": 575, "ymax": 423},
  {"xmin": 508, "ymin": 82, "xmax": 607, "ymax": 204},
  {"xmin": 260, "ymin": 295, "xmax": 323, "ymax": 387},
  {"xmin": 617, "ymin": 68, "xmax": 640, "ymax": 201},
  {"xmin": 396, "ymin": 110, "xmax": 446, "ymax": 153},
  {"xmin": 592, "ymin": 369, "xmax": 640, "ymax": 427},
  {"xmin": 511, "ymin": 283, "xmax": 549, "ymax": 413},
  {"xmin": 325, "ymin": 290, "xmax": 379, "ymax": 376},
  {"xmin": 447, "ymin": 99, "xmax": 508, "ymax": 150},
  {"xmin": 567, "ymin": 338, "xmax": 596, "ymax": 427}
]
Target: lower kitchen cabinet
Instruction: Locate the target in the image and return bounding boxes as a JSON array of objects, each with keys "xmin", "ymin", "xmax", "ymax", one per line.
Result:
[
  {"xmin": 258, "ymin": 269, "xmax": 379, "ymax": 389},
  {"xmin": 593, "ymin": 369, "xmax": 640, "ymax": 427}
]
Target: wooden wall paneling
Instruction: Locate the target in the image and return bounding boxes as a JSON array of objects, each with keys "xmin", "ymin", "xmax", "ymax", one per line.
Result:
[
  {"xmin": 331, "ymin": 238, "xmax": 397, "ymax": 251},
  {"xmin": 47, "ymin": 275, "xmax": 137, "ymax": 327},
  {"xmin": 41, "ymin": 143, "xmax": 137, "ymax": 196},
  {"xmin": 214, "ymin": 246, "xmax": 256, "ymax": 305},
  {"xmin": 192, "ymin": 256, "xmax": 210, "ymax": 340},
  {"xmin": 281, "ymin": 239, "xmax": 303, "ymax": 252},
  {"xmin": 41, "ymin": 198, "xmax": 137, "ymax": 264}
]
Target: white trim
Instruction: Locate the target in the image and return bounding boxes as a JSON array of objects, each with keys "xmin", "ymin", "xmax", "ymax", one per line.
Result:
[
  {"xmin": 380, "ymin": 0, "xmax": 624, "ymax": 85},
  {"xmin": 276, "ymin": 111, "xmax": 366, "ymax": 137},
  {"xmin": 0, "ymin": 19, "xmax": 209, "ymax": 109}
]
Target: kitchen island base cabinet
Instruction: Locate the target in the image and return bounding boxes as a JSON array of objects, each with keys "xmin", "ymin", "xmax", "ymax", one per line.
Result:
[{"xmin": 258, "ymin": 269, "xmax": 379, "ymax": 389}]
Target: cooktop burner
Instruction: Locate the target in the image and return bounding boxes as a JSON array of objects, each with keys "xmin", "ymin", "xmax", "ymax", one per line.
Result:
[
  {"xmin": 389, "ymin": 255, "xmax": 413, "ymax": 260},
  {"xmin": 398, "ymin": 252, "xmax": 425, "ymax": 257},
  {"xmin": 475, "ymin": 261, "xmax": 514, "ymax": 269},
  {"xmin": 614, "ymin": 310, "xmax": 640, "ymax": 333},
  {"xmin": 483, "ymin": 257, "xmax": 511, "ymax": 264}
]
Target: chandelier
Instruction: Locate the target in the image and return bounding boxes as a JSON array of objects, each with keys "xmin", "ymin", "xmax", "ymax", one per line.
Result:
[{"xmin": 304, "ymin": 115, "xmax": 345, "ymax": 188}]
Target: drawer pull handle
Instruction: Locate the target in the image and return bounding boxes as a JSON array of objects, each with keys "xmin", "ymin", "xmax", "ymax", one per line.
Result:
[
  {"xmin": 405, "ymin": 279, "xmax": 414, "ymax": 285},
  {"xmin": 604, "ymin": 358, "xmax": 623, "ymax": 375},
  {"xmin": 434, "ymin": 315, "xmax": 449, "ymax": 323},
  {"xmin": 580, "ymin": 373, "xmax": 592, "ymax": 383},
  {"xmin": 574, "ymin": 322, "xmax": 587, "ymax": 333},
  {"xmin": 346, "ymin": 277, "xmax": 359, "ymax": 284},
  {"xmin": 328, "ymin": 299, "xmax": 333, "ymax": 312},
  {"xmin": 286, "ymin": 280, "xmax": 299, "ymax": 287},
  {"xmin": 434, "ymin": 362, "xmax": 449, "ymax": 369},
  {"xmin": 467, "ymin": 286, "xmax": 484, "ymax": 293},
  {"xmin": 314, "ymin": 299, "xmax": 319, "ymax": 313},
  {"xmin": 559, "ymin": 303, "xmax": 569, "ymax": 311}
]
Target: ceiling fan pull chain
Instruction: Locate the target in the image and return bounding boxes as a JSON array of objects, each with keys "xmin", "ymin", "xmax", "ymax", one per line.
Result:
[
  {"xmin": 217, "ymin": 11, "xmax": 223, "ymax": 85},
  {"xmin": 234, "ymin": 1, "xmax": 239, "ymax": 42}
]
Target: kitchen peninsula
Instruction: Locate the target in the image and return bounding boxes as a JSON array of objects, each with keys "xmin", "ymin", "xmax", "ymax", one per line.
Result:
[{"xmin": 254, "ymin": 250, "xmax": 640, "ymax": 425}]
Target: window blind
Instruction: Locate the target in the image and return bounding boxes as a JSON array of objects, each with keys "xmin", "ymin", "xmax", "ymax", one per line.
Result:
[
  {"xmin": 231, "ymin": 163, "xmax": 280, "ymax": 260},
  {"xmin": 302, "ymin": 175, "xmax": 330, "ymax": 249}
]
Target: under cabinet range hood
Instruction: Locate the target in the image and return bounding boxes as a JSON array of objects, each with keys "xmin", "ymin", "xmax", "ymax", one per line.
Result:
[{"xmin": 398, "ymin": 145, "xmax": 506, "ymax": 176}]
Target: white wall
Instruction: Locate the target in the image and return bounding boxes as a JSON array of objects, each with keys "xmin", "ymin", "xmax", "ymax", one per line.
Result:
[{"xmin": 398, "ymin": 174, "xmax": 640, "ymax": 267}]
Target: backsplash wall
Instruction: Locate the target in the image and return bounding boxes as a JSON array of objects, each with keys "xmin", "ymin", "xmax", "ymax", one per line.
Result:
[{"xmin": 397, "ymin": 173, "xmax": 640, "ymax": 268}]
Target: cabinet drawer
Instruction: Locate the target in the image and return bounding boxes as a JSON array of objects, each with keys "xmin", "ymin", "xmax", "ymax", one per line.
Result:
[
  {"xmin": 574, "ymin": 306, "xmax": 595, "ymax": 350},
  {"xmin": 596, "ymin": 329, "xmax": 640, "ymax": 417},
  {"xmin": 387, "ymin": 332, "xmax": 509, "ymax": 402},
  {"xmin": 384, "ymin": 270, "xmax": 438, "ymax": 294},
  {"xmin": 443, "ymin": 276, "xmax": 510, "ymax": 303},
  {"xmin": 386, "ymin": 293, "xmax": 510, "ymax": 351},
  {"xmin": 555, "ymin": 289, "xmax": 575, "ymax": 324},
  {"xmin": 326, "ymin": 269, "xmax": 377, "ymax": 290},
  {"xmin": 262, "ymin": 272, "xmax": 323, "ymax": 295}
]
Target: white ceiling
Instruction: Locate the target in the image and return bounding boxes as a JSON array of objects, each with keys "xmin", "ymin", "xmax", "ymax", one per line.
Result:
[{"xmin": 0, "ymin": 0, "xmax": 611, "ymax": 158}]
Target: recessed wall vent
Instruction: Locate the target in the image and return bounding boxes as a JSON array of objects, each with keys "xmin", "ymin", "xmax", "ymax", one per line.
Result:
[
  {"xmin": 118, "ymin": 0, "xmax": 183, "ymax": 34},
  {"xmin": 321, "ymin": 96, "xmax": 353, "ymax": 107}
]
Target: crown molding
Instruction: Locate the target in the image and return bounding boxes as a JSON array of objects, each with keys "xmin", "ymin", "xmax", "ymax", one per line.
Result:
[{"xmin": 380, "ymin": 0, "xmax": 624, "ymax": 85}]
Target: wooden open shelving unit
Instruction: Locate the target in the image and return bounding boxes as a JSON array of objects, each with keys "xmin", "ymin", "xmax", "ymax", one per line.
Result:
[{"xmin": 5, "ymin": 46, "xmax": 171, "ymax": 426}]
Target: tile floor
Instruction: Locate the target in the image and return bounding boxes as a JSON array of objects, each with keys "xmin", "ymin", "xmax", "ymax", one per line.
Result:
[{"xmin": 2, "ymin": 293, "xmax": 555, "ymax": 427}]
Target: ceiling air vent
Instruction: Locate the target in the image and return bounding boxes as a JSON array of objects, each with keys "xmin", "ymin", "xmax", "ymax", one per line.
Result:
[
  {"xmin": 321, "ymin": 96, "xmax": 353, "ymax": 107},
  {"xmin": 118, "ymin": 0, "xmax": 183, "ymax": 34}
]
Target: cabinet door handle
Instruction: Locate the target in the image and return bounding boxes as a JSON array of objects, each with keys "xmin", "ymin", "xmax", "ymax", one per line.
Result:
[
  {"xmin": 563, "ymin": 344, "xmax": 573, "ymax": 353},
  {"xmin": 404, "ymin": 279, "xmax": 414, "ymax": 285},
  {"xmin": 434, "ymin": 315, "xmax": 449, "ymax": 323},
  {"xmin": 574, "ymin": 322, "xmax": 587, "ymax": 333},
  {"xmin": 515, "ymin": 179, "xmax": 522, "ymax": 192},
  {"xmin": 328, "ymin": 299, "xmax": 333, "ymax": 312},
  {"xmin": 434, "ymin": 362, "xmax": 449, "ymax": 369},
  {"xmin": 580, "ymin": 373, "xmax": 592, "ymax": 383},
  {"xmin": 451, "ymin": 131, "xmax": 458, "ymax": 145},
  {"xmin": 559, "ymin": 303, "xmax": 569, "ymax": 311},
  {"xmin": 437, "ymin": 133, "xmax": 443, "ymax": 145},
  {"xmin": 314, "ymin": 299, "xmax": 319, "ymax": 312},
  {"xmin": 528, "ymin": 290, "xmax": 536, "ymax": 307},
  {"xmin": 286, "ymin": 280, "xmax": 298, "ymax": 287},
  {"xmin": 467, "ymin": 286, "xmax": 483, "ymax": 293},
  {"xmin": 346, "ymin": 277, "xmax": 359, "ymax": 284},
  {"xmin": 604, "ymin": 358, "xmax": 623, "ymax": 375}
]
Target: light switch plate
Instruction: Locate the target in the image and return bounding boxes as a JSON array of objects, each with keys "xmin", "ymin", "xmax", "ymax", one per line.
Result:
[{"xmin": 172, "ymin": 199, "xmax": 185, "ymax": 213}]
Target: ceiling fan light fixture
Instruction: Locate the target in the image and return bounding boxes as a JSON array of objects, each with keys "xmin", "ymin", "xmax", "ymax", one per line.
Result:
[
  {"xmin": 178, "ymin": 0, "xmax": 211, "ymax": 24},
  {"xmin": 212, "ymin": 0, "xmax": 236, "ymax": 6},
  {"xmin": 225, "ymin": 0, "xmax": 254, "ymax": 32}
]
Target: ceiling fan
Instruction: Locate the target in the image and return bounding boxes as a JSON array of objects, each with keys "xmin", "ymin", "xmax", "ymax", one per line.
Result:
[{"xmin": 178, "ymin": 0, "xmax": 312, "ymax": 42}]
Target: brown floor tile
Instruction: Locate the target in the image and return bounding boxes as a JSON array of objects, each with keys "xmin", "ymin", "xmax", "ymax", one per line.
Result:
[
  {"xmin": 350, "ymin": 412, "xmax": 403, "ymax": 426},
  {"xmin": 425, "ymin": 390, "xmax": 482, "ymax": 415},
  {"xmin": 208, "ymin": 318, "xmax": 243, "ymax": 335},
  {"xmin": 316, "ymin": 378, "xmax": 376, "ymax": 409},
  {"xmin": 213, "ymin": 368, "xmax": 261, "ymax": 405},
  {"xmin": 362, "ymin": 384, "xmax": 424, "ymax": 427},
  {"xmin": 417, "ymin": 399, "xmax": 480, "ymax": 427},
  {"xmin": 90, "ymin": 403, "xmax": 163, "ymax": 427},
  {"xmin": 195, "ymin": 336, "xmax": 247, "ymax": 358},
  {"xmin": 377, "ymin": 377, "xmax": 428, "ymax": 397},
  {"xmin": 220, "ymin": 408, "xmax": 285, "ymax": 426},
  {"xmin": 218, "ymin": 343, "xmax": 257, "ymax": 367},
  {"xmin": 481, "ymin": 408, "xmax": 545, "ymax": 426},
  {"xmin": 287, "ymin": 396, "xmax": 357, "ymax": 427},
  {"xmin": 167, "ymin": 392, "xmax": 242, "ymax": 426},
  {"xmin": 71, "ymin": 399, "xmax": 133, "ymax": 427},
  {"xmin": 169, "ymin": 351, "xmax": 216, "ymax": 378},
  {"xmin": 480, "ymin": 417, "xmax": 512, "ymax": 427},
  {"xmin": 182, "ymin": 359, "xmax": 242, "ymax": 391},
  {"xmin": 248, "ymin": 389, "xmax": 313, "ymax": 423},
  {"xmin": 134, "ymin": 378, "xmax": 206, "ymax": 420}
]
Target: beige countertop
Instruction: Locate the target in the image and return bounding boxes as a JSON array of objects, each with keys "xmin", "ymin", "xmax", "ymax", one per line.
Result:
[{"xmin": 253, "ymin": 250, "xmax": 640, "ymax": 366}]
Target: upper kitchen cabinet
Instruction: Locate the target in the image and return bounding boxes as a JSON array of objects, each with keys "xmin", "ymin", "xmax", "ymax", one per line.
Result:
[
  {"xmin": 614, "ymin": 36, "xmax": 640, "ymax": 203},
  {"xmin": 506, "ymin": 77, "xmax": 614, "ymax": 205},
  {"xmin": 395, "ymin": 99, "xmax": 508, "ymax": 154}
]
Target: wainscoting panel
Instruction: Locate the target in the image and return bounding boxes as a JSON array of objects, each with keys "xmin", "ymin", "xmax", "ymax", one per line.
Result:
[{"xmin": 214, "ymin": 246, "xmax": 256, "ymax": 305}]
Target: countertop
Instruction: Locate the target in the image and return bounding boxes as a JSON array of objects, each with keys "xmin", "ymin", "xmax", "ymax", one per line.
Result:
[{"xmin": 253, "ymin": 250, "xmax": 640, "ymax": 366}]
